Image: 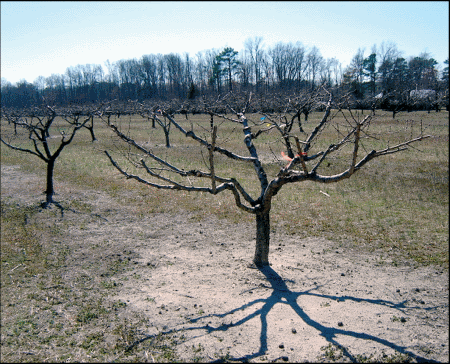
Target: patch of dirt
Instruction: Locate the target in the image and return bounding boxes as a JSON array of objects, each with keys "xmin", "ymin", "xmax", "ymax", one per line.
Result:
[{"xmin": 1, "ymin": 165, "xmax": 448, "ymax": 362}]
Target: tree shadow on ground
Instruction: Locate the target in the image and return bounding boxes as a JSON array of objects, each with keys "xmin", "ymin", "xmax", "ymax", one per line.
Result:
[
  {"xmin": 35, "ymin": 198, "xmax": 108, "ymax": 221},
  {"xmin": 132, "ymin": 265, "xmax": 442, "ymax": 363}
]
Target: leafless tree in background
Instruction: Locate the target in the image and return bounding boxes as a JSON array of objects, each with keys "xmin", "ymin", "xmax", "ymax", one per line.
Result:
[{"xmin": 1, "ymin": 104, "xmax": 104, "ymax": 207}]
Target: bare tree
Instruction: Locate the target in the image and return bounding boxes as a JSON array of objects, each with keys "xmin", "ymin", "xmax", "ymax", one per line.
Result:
[
  {"xmin": 320, "ymin": 57, "xmax": 340, "ymax": 88},
  {"xmin": 1, "ymin": 104, "xmax": 103, "ymax": 207},
  {"xmin": 135, "ymin": 101, "xmax": 174, "ymax": 148},
  {"xmin": 244, "ymin": 36, "xmax": 265, "ymax": 90},
  {"xmin": 343, "ymin": 48, "xmax": 366, "ymax": 98},
  {"xmin": 101, "ymin": 92, "xmax": 430, "ymax": 267},
  {"xmin": 270, "ymin": 42, "xmax": 307, "ymax": 89},
  {"xmin": 306, "ymin": 46, "xmax": 324, "ymax": 90}
]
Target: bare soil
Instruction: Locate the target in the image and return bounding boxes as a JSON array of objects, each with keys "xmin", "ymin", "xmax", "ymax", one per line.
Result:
[{"xmin": 1, "ymin": 164, "xmax": 448, "ymax": 362}]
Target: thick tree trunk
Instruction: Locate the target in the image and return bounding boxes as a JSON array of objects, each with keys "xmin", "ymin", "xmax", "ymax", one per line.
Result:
[
  {"xmin": 44, "ymin": 159, "xmax": 55, "ymax": 207},
  {"xmin": 253, "ymin": 209, "xmax": 271, "ymax": 266},
  {"xmin": 296, "ymin": 111, "xmax": 305, "ymax": 133},
  {"xmin": 284, "ymin": 136, "xmax": 295, "ymax": 159},
  {"xmin": 87, "ymin": 125, "xmax": 96, "ymax": 141},
  {"xmin": 164, "ymin": 128, "xmax": 171, "ymax": 148}
]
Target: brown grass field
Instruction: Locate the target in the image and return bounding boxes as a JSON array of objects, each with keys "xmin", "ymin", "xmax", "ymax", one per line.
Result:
[{"xmin": 3, "ymin": 109, "xmax": 448, "ymax": 266}]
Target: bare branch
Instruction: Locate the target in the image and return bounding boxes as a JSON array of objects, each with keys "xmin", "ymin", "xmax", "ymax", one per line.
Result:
[
  {"xmin": 294, "ymin": 136, "xmax": 308, "ymax": 174},
  {"xmin": 304, "ymin": 94, "xmax": 333, "ymax": 154},
  {"xmin": 240, "ymin": 114, "xmax": 268, "ymax": 198},
  {"xmin": 373, "ymin": 135, "xmax": 432, "ymax": 156},
  {"xmin": 161, "ymin": 112, "xmax": 256, "ymax": 162},
  {"xmin": 103, "ymin": 150, "xmax": 256, "ymax": 213},
  {"xmin": 209, "ymin": 126, "xmax": 217, "ymax": 193},
  {"xmin": 349, "ymin": 122, "xmax": 361, "ymax": 175}
]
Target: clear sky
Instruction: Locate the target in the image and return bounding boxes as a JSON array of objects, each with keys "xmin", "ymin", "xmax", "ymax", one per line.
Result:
[{"xmin": 1, "ymin": 1, "xmax": 449, "ymax": 85}]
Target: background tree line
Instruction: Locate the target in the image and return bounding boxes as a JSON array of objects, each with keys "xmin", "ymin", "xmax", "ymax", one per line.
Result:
[{"xmin": 1, "ymin": 38, "xmax": 448, "ymax": 109}]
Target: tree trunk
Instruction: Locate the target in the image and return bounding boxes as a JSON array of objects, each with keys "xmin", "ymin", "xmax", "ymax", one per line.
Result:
[
  {"xmin": 304, "ymin": 109, "xmax": 309, "ymax": 122},
  {"xmin": 164, "ymin": 128, "xmax": 171, "ymax": 148},
  {"xmin": 284, "ymin": 136, "xmax": 295, "ymax": 159},
  {"xmin": 297, "ymin": 111, "xmax": 305, "ymax": 133},
  {"xmin": 44, "ymin": 159, "xmax": 55, "ymax": 207},
  {"xmin": 87, "ymin": 124, "xmax": 96, "ymax": 141},
  {"xmin": 253, "ymin": 209, "xmax": 271, "ymax": 266}
]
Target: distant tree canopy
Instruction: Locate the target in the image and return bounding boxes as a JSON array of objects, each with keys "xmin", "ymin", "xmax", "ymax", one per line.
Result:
[{"xmin": 1, "ymin": 39, "xmax": 448, "ymax": 109}]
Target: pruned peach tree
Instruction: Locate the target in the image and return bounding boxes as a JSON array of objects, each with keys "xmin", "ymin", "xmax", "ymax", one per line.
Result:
[
  {"xmin": 0, "ymin": 104, "xmax": 105, "ymax": 207},
  {"xmin": 101, "ymin": 91, "xmax": 430, "ymax": 267}
]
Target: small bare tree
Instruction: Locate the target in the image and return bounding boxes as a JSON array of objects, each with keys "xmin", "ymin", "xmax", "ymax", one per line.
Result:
[
  {"xmin": 286, "ymin": 91, "xmax": 319, "ymax": 132},
  {"xmin": 102, "ymin": 92, "xmax": 430, "ymax": 267},
  {"xmin": 1, "ymin": 105, "xmax": 102, "ymax": 207},
  {"xmin": 135, "ymin": 102, "xmax": 174, "ymax": 148}
]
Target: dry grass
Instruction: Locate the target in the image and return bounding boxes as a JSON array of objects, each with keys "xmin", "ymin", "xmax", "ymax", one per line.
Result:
[
  {"xmin": 1, "ymin": 198, "xmax": 180, "ymax": 362},
  {"xmin": 1, "ymin": 109, "xmax": 448, "ymax": 266}
]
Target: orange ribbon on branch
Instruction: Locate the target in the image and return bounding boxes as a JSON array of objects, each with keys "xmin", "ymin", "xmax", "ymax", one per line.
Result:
[{"xmin": 281, "ymin": 151, "xmax": 307, "ymax": 162}]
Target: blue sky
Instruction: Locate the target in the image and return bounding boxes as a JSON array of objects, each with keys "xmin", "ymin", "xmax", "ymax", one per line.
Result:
[{"xmin": 1, "ymin": 1, "xmax": 448, "ymax": 85}]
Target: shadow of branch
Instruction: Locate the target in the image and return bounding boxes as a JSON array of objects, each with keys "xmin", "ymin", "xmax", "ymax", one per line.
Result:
[{"xmin": 129, "ymin": 265, "xmax": 442, "ymax": 363}]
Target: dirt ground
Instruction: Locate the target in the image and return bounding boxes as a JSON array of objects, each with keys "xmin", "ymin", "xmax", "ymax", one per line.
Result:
[{"xmin": 1, "ymin": 164, "xmax": 448, "ymax": 363}]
